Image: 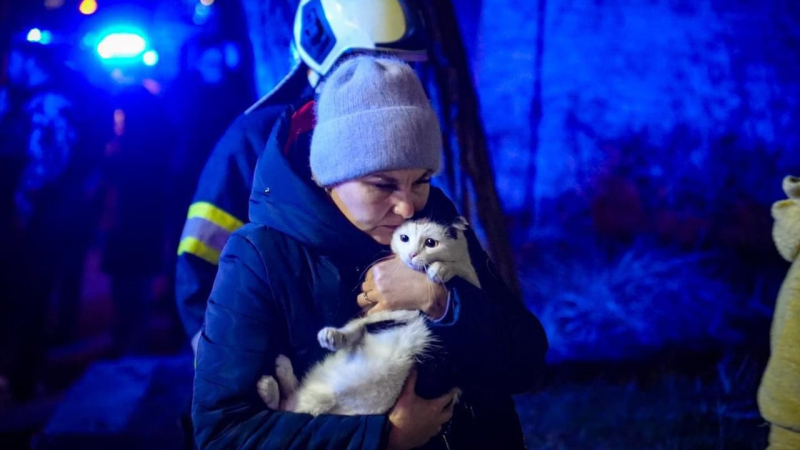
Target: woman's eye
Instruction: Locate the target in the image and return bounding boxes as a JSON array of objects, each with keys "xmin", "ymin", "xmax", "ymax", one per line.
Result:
[
  {"xmin": 414, "ymin": 179, "xmax": 432, "ymax": 187},
  {"xmin": 375, "ymin": 184, "xmax": 396, "ymax": 191},
  {"xmin": 400, "ymin": 235, "xmax": 409, "ymax": 242},
  {"xmin": 424, "ymin": 238, "xmax": 438, "ymax": 248}
]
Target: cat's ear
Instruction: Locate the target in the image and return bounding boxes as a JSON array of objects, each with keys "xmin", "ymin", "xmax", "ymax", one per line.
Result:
[
  {"xmin": 445, "ymin": 216, "xmax": 469, "ymax": 239},
  {"xmin": 452, "ymin": 216, "xmax": 469, "ymax": 231}
]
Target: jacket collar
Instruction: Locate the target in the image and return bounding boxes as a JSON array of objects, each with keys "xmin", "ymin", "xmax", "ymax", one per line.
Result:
[{"xmin": 248, "ymin": 105, "xmax": 387, "ymax": 266}]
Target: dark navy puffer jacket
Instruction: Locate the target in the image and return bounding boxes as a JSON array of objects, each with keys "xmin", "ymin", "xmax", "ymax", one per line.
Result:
[{"xmin": 192, "ymin": 103, "xmax": 549, "ymax": 449}]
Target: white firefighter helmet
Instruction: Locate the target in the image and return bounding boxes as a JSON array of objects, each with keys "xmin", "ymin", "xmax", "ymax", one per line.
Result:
[{"xmin": 293, "ymin": 0, "xmax": 429, "ymax": 77}]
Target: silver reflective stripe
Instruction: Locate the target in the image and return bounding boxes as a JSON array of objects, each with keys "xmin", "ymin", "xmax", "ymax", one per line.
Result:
[{"xmin": 181, "ymin": 217, "xmax": 232, "ymax": 253}]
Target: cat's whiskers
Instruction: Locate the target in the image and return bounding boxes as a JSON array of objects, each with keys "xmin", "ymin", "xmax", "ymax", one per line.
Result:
[
  {"xmin": 356, "ymin": 254, "xmax": 393, "ymax": 287},
  {"xmin": 426, "ymin": 274, "xmax": 438, "ymax": 313},
  {"xmin": 385, "ymin": 258, "xmax": 407, "ymax": 283}
]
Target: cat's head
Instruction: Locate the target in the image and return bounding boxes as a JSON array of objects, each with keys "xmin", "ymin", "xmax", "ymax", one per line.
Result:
[{"xmin": 391, "ymin": 216, "xmax": 469, "ymax": 271}]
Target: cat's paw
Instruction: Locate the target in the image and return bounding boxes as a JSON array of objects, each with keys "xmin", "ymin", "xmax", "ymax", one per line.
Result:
[
  {"xmin": 256, "ymin": 375, "xmax": 280, "ymax": 410},
  {"xmin": 426, "ymin": 261, "xmax": 454, "ymax": 284},
  {"xmin": 317, "ymin": 327, "xmax": 347, "ymax": 351}
]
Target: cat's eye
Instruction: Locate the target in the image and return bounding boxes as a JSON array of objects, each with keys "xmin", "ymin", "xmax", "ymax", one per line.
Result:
[
  {"xmin": 424, "ymin": 238, "xmax": 438, "ymax": 248},
  {"xmin": 400, "ymin": 235, "xmax": 409, "ymax": 243}
]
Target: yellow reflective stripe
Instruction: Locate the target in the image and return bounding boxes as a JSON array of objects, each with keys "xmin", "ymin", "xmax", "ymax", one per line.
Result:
[
  {"xmin": 187, "ymin": 202, "xmax": 244, "ymax": 232},
  {"xmin": 177, "ymin": 236, "xmax": 221, "ymax": 265}
]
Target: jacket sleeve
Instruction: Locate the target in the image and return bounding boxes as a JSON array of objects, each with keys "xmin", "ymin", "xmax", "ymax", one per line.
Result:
[
  {"xmin": 430, "ymin": 230, "xmax": 548, "ymax": 396},
  {"xmin": 175, "ymin": 107, "xmax": 283, "ymax": 341},
  {"xmin": 192, "ymin": 232, "xmax": 389, "ymax": 450}
]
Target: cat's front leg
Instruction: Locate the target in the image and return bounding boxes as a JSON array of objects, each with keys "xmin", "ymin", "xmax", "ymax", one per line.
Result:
[
  {"xmin": 426, "ymin": 261, "xmax": 455, "ymax": 284},
  {"xmin": 317, "ymin": 322, "xmax": 366, "ymax": 351}
]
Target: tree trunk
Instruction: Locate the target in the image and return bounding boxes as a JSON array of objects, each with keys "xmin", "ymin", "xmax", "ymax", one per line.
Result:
[
  {"xmin": 525, "ymin": 0, "xmax": 547, "ymax": 228},
  {"xmin": 421, "ymin": 0, "xmax": 522, "ymax": 298}
]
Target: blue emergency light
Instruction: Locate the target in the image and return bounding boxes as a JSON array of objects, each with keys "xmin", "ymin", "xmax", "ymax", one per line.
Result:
[
  {"xmin": 142, "ymin": 50, "xmax": 159, "ymax": 66},
  {"xmin": 26, "ymin": 28, "xmax": 53, "ymax": 44},
  {"xmin": 96, "ymin": 32, "xmax": 147, "ymax": 60}
]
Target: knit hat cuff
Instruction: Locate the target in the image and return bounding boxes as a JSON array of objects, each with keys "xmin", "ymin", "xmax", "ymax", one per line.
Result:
[{"xmin": 310, "ymin": 105, "xmax": 442, "ymax": 186}]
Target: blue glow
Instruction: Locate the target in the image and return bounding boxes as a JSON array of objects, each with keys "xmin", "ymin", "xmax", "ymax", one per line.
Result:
[
  {"xmin": 39, "ymin": 31, "xmax": 53, "ymax": 45},
  {"xmin": 223, "ymin": 43, "xmax": 241, "ymax": 69},
  {"xmin": 96, "ymin": 32, "xmax": 147, "ymax": 59},
  {"xmin": 82, "ymin": 32, "xmax": 97, "ymax": 47},
  {"xmin": 193, "ymin": 3, "xmax": 211, "ymax": 25},
  {"xmin": 142, "ymin": 50, "xmax": 159, "ymax": 66}
]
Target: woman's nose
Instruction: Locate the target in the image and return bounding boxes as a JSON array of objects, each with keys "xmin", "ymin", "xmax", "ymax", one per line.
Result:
[{"xmin": 393, "ymin": 192, "xmax": 415, "ymax": 219}]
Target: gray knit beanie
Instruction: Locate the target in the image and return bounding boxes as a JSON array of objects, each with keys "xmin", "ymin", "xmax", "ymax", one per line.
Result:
[{"xmin": 310, "ymin": 56, "xmax": 442, "ymax": 187}]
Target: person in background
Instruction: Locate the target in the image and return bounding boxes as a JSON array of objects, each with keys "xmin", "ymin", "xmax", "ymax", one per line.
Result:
[
  {"xmin": 167, "ymin": 35, "xmax": 253, "ymax": 241},
  {"xmin": 0, "ymin": 46, "xmax": 29, "ymax": 406},
  {"xmin": 101, "ymin": 84, "xmax": 174, "ymax": 356},
  {"xmin": 175, "ymin": 0, "xmax": 431, "ymax": 353},
  {"xmin": 1, "ymin": 40, "xmax": 107, "ymax": 401}
]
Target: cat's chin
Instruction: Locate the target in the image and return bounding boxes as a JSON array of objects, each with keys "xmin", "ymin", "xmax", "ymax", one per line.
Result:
[{"xmin": 404, "ymin": 259, "xmax": 427, "ymax": 273}]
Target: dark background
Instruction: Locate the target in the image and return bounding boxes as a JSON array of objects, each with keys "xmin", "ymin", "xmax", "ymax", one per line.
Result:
[{"xmin": 2, "ymin": 0, "xmax": 798, "ymax": 448}]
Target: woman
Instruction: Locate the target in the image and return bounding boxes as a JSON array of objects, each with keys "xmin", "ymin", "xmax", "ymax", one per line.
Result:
[{"xmin": 192, "ymin": 56, "xmax": 548, "ymax": 449}]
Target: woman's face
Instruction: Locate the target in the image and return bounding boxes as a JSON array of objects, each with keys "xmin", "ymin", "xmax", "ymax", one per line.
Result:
[{"xmin": 330, "ymin": 168, "xmax": 432, "ymax": 245}]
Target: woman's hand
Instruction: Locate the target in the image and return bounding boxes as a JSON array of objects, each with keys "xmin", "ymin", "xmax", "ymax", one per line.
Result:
[
  {"xmin": 359, "ymin": 257, "xmax": 448, "ymax": 319},
  {"xmin": 387, "ymin": 369, "xmax": 458, "ymax": 450}
]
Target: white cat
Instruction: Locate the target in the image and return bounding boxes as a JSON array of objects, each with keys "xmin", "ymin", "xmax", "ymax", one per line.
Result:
[
  {"xmin": 391, "ymin": 216, "xmax": 481, "ymax": 290},
  {"xmin": 257, "ymin": 216, "xmax": 479, "ymax": 415}
]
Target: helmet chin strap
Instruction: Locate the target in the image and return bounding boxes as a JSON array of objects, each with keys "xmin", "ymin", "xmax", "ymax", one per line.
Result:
[{"xmin": 307, "ymin": 69, "xmax": 322, "ymax": 90}]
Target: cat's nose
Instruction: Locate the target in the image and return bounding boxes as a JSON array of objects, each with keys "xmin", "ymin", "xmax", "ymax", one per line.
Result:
[{"xmin": 409, "ymin": 252, "xmax": 417, "ymax": 260}]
